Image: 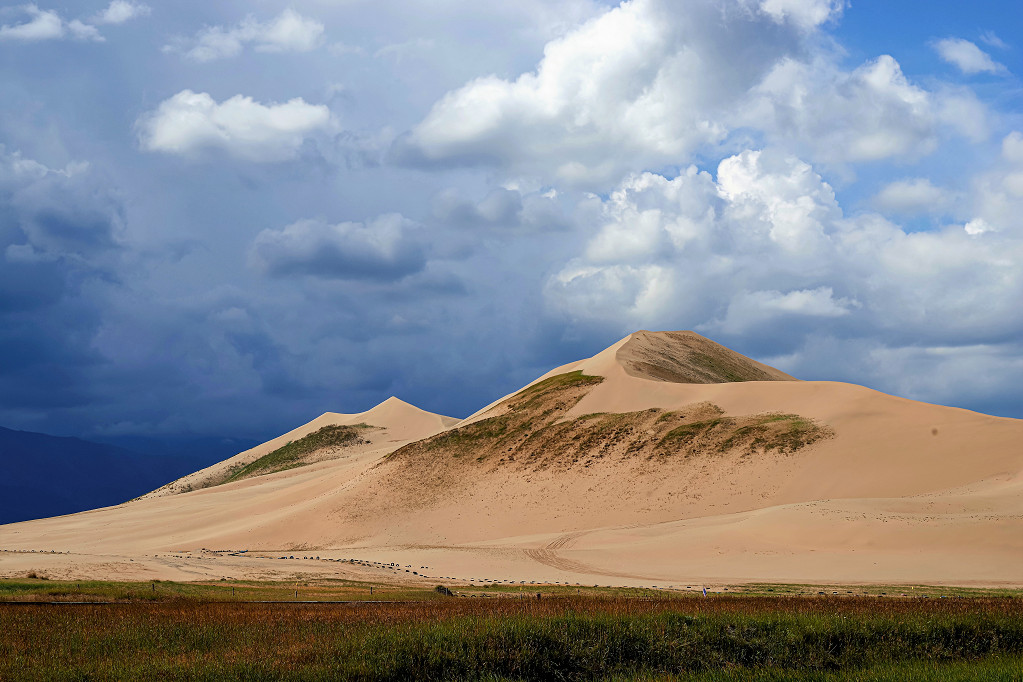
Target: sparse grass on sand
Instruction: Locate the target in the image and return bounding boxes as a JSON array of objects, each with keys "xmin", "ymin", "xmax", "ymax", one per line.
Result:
[
  {"xmin": 396, "ymin": 370, "xmax": 830, "ymax": 476},
  {"xmin": 223, "ymin": 423, "xmax": 371, "ymax": 483},
  {"xmin": 2, "ymin": 582, "xmax": 1022, "ymax": 680}
]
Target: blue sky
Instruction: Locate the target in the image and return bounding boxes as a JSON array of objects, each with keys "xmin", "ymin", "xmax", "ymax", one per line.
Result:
[{"xmin": 1, "ymin": 0, "xmax": 1022, "ymax": 441}]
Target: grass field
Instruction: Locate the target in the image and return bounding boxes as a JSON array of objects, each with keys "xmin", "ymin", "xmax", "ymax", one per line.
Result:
[
  {"xmin": 7, "ymin": 576, "xmax": 1013, "ymax": 604},
  {"xmin": 2, "ymin": 579, "xmax": 1022, "ymax": 680},
  {"xmin": 0, "ymin": 576, "xmax": 445, "ymax": 603}
]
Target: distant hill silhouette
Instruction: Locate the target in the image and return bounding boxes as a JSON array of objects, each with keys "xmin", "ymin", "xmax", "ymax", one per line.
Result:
[{"xmin": 0, "ymin": 427, "xmax": 252, "ymax": 525}]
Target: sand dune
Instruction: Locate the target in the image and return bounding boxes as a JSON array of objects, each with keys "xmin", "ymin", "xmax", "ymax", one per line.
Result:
[
  {"xmin": 143, "ymin": 396, "xmax": 458, "ymax": 498},
  {"xmin": 2, "ymin": 331, "xmax": 1021, "ymax": 588}
]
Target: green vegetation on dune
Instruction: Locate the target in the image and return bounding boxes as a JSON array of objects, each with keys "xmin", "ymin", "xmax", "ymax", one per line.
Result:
[
  {"xmin": 3, "ymin": 592, "xmax": 1023, "ymax": 680},
  {"xmin": 720, "ymin": 414, "xmax": 826, "ymax": 454},
  {"xmin": 689, "ymin": 349, "xmax": 765, "ymax": 382},
  {"xmin": 223, "ymin": 424, "xmax": 371, "ymax": 483},
  {"xmin": 418, "ymin": 413, "xmax": 518, "ymax": 455},
  {"xmin": 656, "ymin": 412, "xmax": 829, "ymax": 456},
  {"xmin": 513, "ymin": 370, "xmax": 605, "ymax": 401},
  {"xmin": 658, "ymin": 417, "xmax": 727, "ymax": 448},
  {"xmin": 409, "ymin": 371, "xmax": 604, "ymax": 457},
  {"xmin": 395, "ymin": 367, "xmax": 830, "ymax": 472}
]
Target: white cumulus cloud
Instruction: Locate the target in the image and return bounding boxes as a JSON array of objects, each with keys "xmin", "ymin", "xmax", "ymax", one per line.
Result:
[
  {"xmin": 545, "ymin": 148, "xmax": 1023, "ymax": 347},
  {"xmin": 757, "ymin": 0, "xmax": 845, "ymax": 30},
  {"xmin": 137, "ymin": 90, "xmax": 335, "ymax": 162},
  {"xmin": 67, "ymin": 19, "xmax": 102, "ymax": 41},
  {"xmin": 401, "ymin": 0, "xmax": 966, "ymax": 186},
  {"xmin": 748, "ymin": 55, "xmax": 938, "ymax": 163},
  {"xmin": 872, "ymin": 178, "xmax": 948, "ymax": 214},
  {"xmin": 402, "ymin": 0, "xmax": 833, "ymax": 187},
  {"xmin": 0, "ymin": 2, "xmax": 147, "ymax": 43},
  {"xmin": 93, "ymin": 1, "xmax": 150, "ymax": 25},
  {"xmin": 934, "ymin": 38, "xmax": 1005, "ymax": 75},
  {"xmin": 964, "ymin": 131, "xmax": 1023, "ymax": 235},
  {"xmin": 0, "ymin": 4, "xmax": 103, "ymax": 41},
  {"xmin": 165, "ymin": 9, "xmax": 324, "ymax": 62},
  {"xmin": 717, "ymin": 287, "xmax": 856, "ymax": 334},
  {"xmin": 0, "ymin": 4, "xmax": 63, "ymax": 41}
]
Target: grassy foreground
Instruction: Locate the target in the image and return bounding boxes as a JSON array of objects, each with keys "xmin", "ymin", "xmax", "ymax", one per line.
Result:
[
  {"xmin": 2, "ymin": 588, "xmax": 1023, "ymax": 680},
  {"xmin": 0, "ymin": 576, "xmax": 442, "ymax": 603}
]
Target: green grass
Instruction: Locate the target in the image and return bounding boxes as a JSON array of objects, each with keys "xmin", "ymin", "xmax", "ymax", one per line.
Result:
[
  {"xmin": 417, "ymin": 414, "xmax": 517, "ymax": 454},
  {"xmin": 613, "ymin": 655, "xmax": 1023, "ymax": 680},
  {"xmin": 223, "ymin": 424, "xmax": 370, "ymax": 483},
  {"xmin": 0, "ymin": 576, "xmax": 447, "ymax": 603},
  {"xmin": 2, "ymin": 594, "xmax": 1023, "ymax": 680},
  {"xmin": 5, "ymin": 575, "xmax": 1019, "ymax": 603},
  {"xmin": 656, "ymin": 414, "xmax": 830, "ymax": 457},
  {"xmin": 718, "ymin": 414, "xmax": 826, "ymax": 454},
  {"xmin": 658, "ymin": 418, "xmax": 728, "ymax": 449},
  {"xmin": 735, "ymin": 582, "xmax": 1023, "ymax": 599},
  {"xmin": 399, "ymin": 371, "xmax": 830, "ymax": 474},
  {"xmin": 409, "ymin": 371, "xmax": 603, "ymax": 458},
  {"xmin": 512, "ymin": 370, "xmax": 604, "ymax": 401}
]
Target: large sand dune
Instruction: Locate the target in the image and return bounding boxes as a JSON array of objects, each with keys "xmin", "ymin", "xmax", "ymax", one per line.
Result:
[{"xmin": 2, "ymin": 331, "xmax": 1021, "ymax": 588}]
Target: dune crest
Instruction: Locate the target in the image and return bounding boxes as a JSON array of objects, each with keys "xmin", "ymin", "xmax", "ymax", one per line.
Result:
[{"xmin": 616, "ymin": 330, "xmax": 796, "ymax": 384}]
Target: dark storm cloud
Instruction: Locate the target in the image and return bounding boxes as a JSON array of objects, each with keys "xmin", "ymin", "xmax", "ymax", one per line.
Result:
[
  {"xmin": 431, "ymin": 187, "xmax": 570, "ymax": 235},
  {"xmin": 12, "ymin": 172, "xmax": 125, "ymax": 256},
  {"xmin": 0, "ymin": 304, "xmax": 103, "ymax": 410},
  {"xmin": 0, "ymin": 146, "xmax": 126, "ymax": 425},
  {"xmin": 0, "ymin": 259, "xmax": 65, "ymax": 312},
  {"xmin": 249, "ymin": 214, "xmax": 426, "ymax": 281}
]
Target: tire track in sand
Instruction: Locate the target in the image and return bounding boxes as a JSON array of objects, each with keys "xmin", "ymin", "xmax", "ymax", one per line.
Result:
[{"xmin": 523, "ymin": 528, "xmax": 656, "ymax": 580}]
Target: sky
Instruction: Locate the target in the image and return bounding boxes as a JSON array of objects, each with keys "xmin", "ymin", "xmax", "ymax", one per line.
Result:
[{"xmin": 1, "ymin": 0, "xmax": 1022, "ymax": 442}]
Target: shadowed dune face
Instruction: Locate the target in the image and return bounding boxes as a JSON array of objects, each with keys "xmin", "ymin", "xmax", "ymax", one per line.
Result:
[{"xmin": 617, "ymin": 331, "xmax": 797, "ymax": 384}]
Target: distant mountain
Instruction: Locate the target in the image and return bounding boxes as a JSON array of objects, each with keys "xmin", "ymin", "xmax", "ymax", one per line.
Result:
[
  {"xmin": 90, "ymin": 434, "xmax": 260, "ymax": 466},
  {"xmin": 0, "ymin": 427, "xmax": 241, "ymax": 525}
]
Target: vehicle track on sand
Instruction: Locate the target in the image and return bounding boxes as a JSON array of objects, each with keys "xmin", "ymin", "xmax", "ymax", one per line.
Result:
[{"xmin": 523, "ymin": 529, "xmax": 656, "ymax": 580}]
